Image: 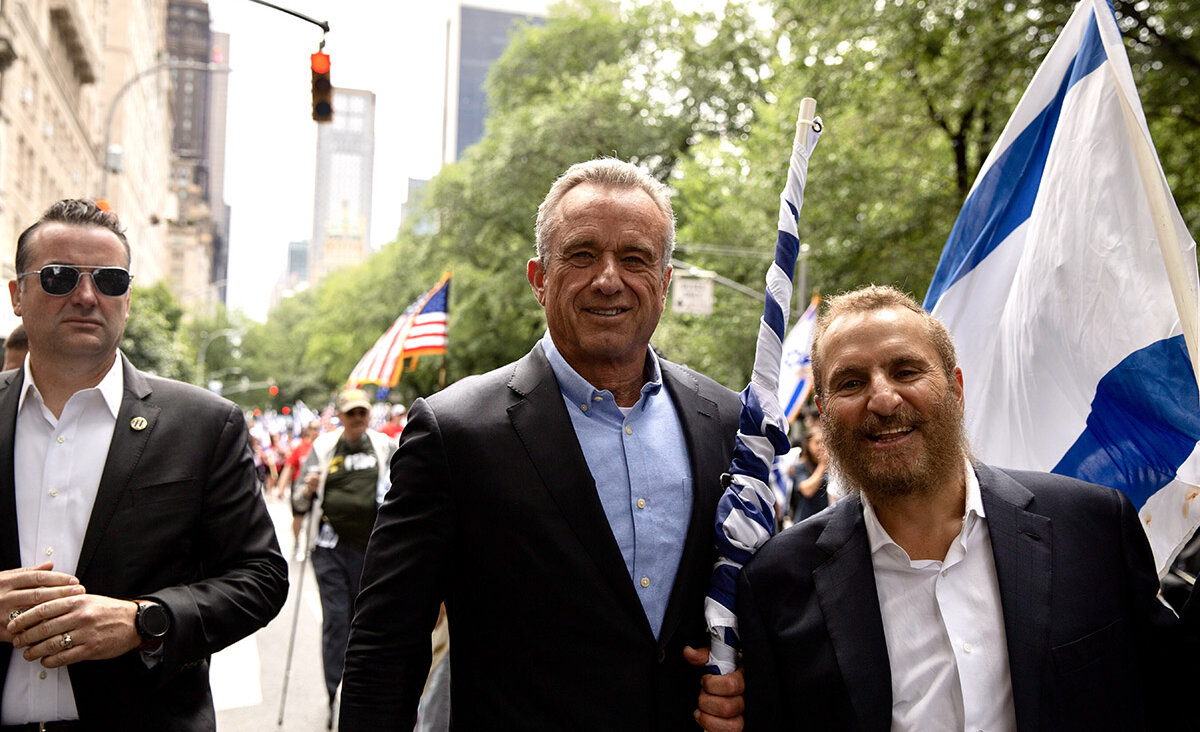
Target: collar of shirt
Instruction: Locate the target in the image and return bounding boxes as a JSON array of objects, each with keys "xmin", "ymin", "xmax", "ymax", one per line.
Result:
[
  {"xmin": 540, "ymin": 331, "xmax": 663, "ymax": 412},
  {"xmin": 17, "ymin": 352, "xmax": 125, "ymax": 420},
  {"xmin": 860, "ymin": 459, "xmax": 983, "ymax": 564}
]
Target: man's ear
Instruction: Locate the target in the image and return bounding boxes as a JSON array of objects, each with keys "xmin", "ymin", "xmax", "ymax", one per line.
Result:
[
  {"xmin": 527, "ymin": 258, "xmax": 547, "ymax": 306},
  {"xmin": 9, "ymin": 279, "xmax": 21, "ymax": 317}
]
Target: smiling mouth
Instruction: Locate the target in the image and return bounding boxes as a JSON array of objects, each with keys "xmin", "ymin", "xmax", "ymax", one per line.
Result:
[
  {"xmin": 584, "ymin": 307, "xmax": 628, "ymax": 316},
  {"xmin": 867, "ymin": 426, "xmax": 915, "ymax": 443}
]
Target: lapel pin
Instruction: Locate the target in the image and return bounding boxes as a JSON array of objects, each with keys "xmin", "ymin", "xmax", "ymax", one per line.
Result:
[{"xmin": 130, "ymin": 416, "xmax": 148, "ymax": 431}]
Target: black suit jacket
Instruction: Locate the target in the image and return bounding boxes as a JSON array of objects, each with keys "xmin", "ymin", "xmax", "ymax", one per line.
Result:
[
  {"xmin": 738, "ymin": 464, "xmax": 1196, "ymax": 732},
  {"xmin": 0, "ymin": 355, "xmax": 288, "ymax": 730},
  {"xmin": 340, "ymin": 344, "xmax": 740, "ymax": 731}
]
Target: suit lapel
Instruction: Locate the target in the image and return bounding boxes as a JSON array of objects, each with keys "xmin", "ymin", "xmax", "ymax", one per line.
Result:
[
  {"xmin": 76, "ymin": 356, "xmax": 159, "ymax": 580},
  {"xmin": 0, "ymin": 369, "xmax": 23, "ymax": 572},
  {"xmin": 977, "ymin": 464, "xmax": 1051, "ymax": 732},
  {"xmin": 506, "ymin": 346, "xmax": 650, "ymax": 633},
  {"xmin": 813, "ymin": 499, "xmax": 893, "ymax": 732}
]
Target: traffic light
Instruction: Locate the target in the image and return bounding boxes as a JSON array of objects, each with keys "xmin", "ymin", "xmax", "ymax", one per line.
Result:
[
  {"xmin": 268, "ymin": 384, "xmax": 279, "ymax": 397},
  {"xmin": 311, "ymin": 51, "xmax": 332, "ymax": 122}
]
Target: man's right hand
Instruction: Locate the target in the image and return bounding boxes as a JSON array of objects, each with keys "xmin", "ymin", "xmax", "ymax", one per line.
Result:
[
  {"xmin": 0, "ymin": 562, "xmax": 84, "ymax": 643},
  {"xmin": 304, "ymin": 471, "xmax": 319, "ymax": 497}
]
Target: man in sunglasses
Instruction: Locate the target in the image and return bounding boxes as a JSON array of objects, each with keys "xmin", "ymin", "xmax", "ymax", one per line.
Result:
[{"xmin": 0, "ymin": 199, "xmax": 288, "ymax": 729}]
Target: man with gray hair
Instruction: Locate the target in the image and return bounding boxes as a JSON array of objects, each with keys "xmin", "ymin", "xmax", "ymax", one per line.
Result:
[
  {"xmin": 737, "ymin": 284, "xmax": 1197, "ymax": 731},
  {"xmin": 342, "ymin": 159, "xmax": 745, "ymax": 731}
]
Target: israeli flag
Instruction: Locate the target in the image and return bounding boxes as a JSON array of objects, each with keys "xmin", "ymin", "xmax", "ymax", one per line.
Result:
[
  {"xmin": 925, "ymin": 0, "xmax": 1200, "ymax": 572},
  {"xmin": 777, "ymin": 297, "xmax": 820, "ymax": 425}
]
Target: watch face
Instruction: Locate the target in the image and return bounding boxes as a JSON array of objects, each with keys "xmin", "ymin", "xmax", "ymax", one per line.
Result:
[{"xmin": 139, "ymin": 603, "xmax": 170, "ymax": 637}]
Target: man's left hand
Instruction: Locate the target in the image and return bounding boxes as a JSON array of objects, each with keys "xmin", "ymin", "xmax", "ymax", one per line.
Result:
[
  {"xmin": 8, "ymin": 593, "xmax": 141, "ymax": 668},
  {"xmin": 683, "ymin": 645, "xmax": 744, "ymax": 732}
]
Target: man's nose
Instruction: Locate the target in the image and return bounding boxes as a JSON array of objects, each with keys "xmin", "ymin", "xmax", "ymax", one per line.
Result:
[
  {"xmin": 865, "ymin": 375, "xmax": 902, "ymax": 416},
  {"xmin": 68, "ymin": 272, "xmax": 101, "ymax": 304},
  {"xmin": 592, "ymin": 253, "xmax": 622, "ymax": 293}
]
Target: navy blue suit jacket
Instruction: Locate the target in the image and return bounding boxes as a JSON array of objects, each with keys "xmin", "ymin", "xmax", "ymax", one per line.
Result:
[{"xmin": 739, "ymin": 464, "xmax": 1195, "ymax": 731}]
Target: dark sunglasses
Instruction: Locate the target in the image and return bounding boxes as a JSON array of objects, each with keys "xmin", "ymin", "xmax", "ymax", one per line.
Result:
[{"xmin": 18, "ymin": 265, "xmax": 133, "ymax": 297}]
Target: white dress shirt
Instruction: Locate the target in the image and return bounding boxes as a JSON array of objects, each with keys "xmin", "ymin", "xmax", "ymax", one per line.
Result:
[
  {"xmin": 1, "ymin": 357, "xmax": 123, "ymax": 724},
  {"xmin": 861, "ymin": 462, "xmax": 1018, "ymax": 732}
]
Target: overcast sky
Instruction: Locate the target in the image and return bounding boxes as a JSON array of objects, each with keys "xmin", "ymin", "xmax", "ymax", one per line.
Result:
[{"xmin": 207, "ymin": 1, "xmax": 457, "ymax": 321}]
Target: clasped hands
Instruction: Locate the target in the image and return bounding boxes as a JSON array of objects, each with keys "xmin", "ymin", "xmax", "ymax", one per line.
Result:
[{"xmin": 2, "ymin": 561, "xmax": 141, "ymax": 668}]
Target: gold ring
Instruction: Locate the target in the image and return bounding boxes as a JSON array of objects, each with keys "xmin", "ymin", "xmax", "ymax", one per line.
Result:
[{"xmin": 60, "ymin": 632, "xmax": 73, "ymax": 649}]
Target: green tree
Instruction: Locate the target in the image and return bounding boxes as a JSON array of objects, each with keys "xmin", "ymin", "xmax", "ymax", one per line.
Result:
[{"xmin": 122, "ymin": 282, "xmax": 194, "ymax": 380}]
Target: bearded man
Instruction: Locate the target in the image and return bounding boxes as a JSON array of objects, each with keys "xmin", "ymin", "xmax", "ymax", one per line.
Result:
[{"xmin": 736, "ymin": 285, "xmax": 1197, "ymax": 732}]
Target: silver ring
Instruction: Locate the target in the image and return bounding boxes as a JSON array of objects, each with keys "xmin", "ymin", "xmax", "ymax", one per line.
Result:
[
  {"xmin": 60, "ymin": 632, "xmax": 73, "ymax": 649},
  {"xmin": 7, "ymin": 609, "xmax": 22, "ymax": 621}
]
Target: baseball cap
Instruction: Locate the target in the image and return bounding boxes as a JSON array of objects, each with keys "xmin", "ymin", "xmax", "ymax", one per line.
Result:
[{"xmin": 337, "ymin": 388, "xmax": 372, "ymax": 414}]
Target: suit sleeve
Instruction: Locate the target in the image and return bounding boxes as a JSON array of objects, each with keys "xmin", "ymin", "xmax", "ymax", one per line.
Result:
[
  {"xmin": 738, "ymin": 565, "xmax": 786, "ymax": 732},
  {"xmin": 340, "ymin": 397, "xmax": 454, "ymax": 730},
  {"xmin": 145, "ymin": 402, "xmax": 288, "ymax": 677}
]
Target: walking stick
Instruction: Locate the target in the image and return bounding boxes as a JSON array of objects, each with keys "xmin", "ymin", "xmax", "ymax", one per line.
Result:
[{"xmin": 277, "ymin": 484, "xmax": 323, "ymax": 726}]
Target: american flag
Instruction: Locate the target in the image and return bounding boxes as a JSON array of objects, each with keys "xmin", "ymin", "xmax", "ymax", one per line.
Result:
[{"xmin": 347, "ymin": 273, "xmax": 451, "ymax": 388}]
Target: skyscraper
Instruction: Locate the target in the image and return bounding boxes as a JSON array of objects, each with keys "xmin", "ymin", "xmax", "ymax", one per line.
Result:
[{"xmin": 310, "ymin": 87, "xmax": 376, "ymax": 285}]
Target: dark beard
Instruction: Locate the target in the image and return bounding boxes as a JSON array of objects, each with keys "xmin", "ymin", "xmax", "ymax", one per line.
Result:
[{"xmin": 823, "ymin": 387, "xmax": 968, "ymax": 503}]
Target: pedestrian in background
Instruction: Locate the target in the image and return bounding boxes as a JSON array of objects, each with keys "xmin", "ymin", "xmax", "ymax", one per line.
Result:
[{"xmin": 296, "ymin": 389, "xmax": 395, "ymax": 728}]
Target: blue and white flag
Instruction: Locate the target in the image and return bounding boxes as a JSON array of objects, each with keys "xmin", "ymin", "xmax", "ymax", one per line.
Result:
[
  {"xmin": 777, "ymin": 296, "xmax": 820, "ymax": 425},
  {"xmin": 925, "ymin": 0, "xmax": 1200, "ymax": 572},
  {"xmin": 705, "ymin": 103, "xmax": 822, "ymax": 674}
]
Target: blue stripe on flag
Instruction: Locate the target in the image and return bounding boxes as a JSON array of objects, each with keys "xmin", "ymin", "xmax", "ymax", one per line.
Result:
[
  {"xmin": 763, "ymin": 297, "xmax": 786, "ymax": 343},
  {"xmin": 924, "ymin": 13, "xmax": 1109, "ymax": 310},
  {"xmin": 1054, "ymin": 335, "xmax": 1200, "ymax": 508}
]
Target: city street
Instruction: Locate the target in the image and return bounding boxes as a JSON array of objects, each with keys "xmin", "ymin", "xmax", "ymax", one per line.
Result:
[{"xmin": 214, "ymin": 500, "xmax": 335, "ymax": 731}]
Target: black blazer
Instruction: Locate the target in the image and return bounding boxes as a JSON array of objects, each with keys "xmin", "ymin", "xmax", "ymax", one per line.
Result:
[
  {"xmin": 738, "ymin": 464, "xmax": 1196, "ymax": 731},
  {"xmin": 0, "ymin": 354, "xmax": 288, "ymax": 730},
  {"xmin": 340, "ymin": 344, "xmax": 740, "ymax": 731}
]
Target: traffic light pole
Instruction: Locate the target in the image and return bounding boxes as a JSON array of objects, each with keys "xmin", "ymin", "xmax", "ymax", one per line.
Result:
[{"xmin": 245, "ymin": 0, "xmax": 329, "ymax": 34}]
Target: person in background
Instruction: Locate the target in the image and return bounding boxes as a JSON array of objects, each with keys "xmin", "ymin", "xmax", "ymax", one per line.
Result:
[
  {"xmin": 0, "ymin": 199, "xmax": 287, "ymax": 728},
  {"xmin": 2, "ymin": 323, "xmax": 28, "ymax": 370},
  {"xmin": 379, "ymin": 403, "xmax": 406, "ymax": 441},
  {"xmin": 786, "ymin": 424, "xmax": 830, "ymax": 524},
  {"xmin": 296, "ymin": 389, "xmax": 395, "ymax": 728},
  {"xmin": 279, "ymin": 420, "xmax": 321, "ymax": 560}
]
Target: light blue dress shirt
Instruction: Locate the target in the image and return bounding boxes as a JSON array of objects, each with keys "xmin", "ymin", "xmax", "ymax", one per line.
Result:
[{"xmin": 542, "ymin": 332, "xmax": 693, "ymax": 639}]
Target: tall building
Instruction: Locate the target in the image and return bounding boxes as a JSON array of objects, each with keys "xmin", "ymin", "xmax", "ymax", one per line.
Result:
[
  {"xmin": 310, "ymin": 87, "xmax": 375, "ymax": 285},
  {"xmin": 166, "ymin": 0, "xmax": 230, "ymax": 310},
  {"xmin": 442, "ymin": 1, "xmax": 545, "ymax": 164}
]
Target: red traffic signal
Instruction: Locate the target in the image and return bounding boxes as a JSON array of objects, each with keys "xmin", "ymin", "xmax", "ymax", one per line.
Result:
[
  {"xmin": 268, "ymin": 384, "xmax": 280, "ymax": 397},
  {"xmin": 311, "ymin": 52, "xmax": 332, "ymax": 122}
]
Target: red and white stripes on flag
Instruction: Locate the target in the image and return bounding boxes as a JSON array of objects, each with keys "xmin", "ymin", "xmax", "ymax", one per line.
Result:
[{"xmin": 347, "ymin": 273, "xmax": 451, "ymax": 388}]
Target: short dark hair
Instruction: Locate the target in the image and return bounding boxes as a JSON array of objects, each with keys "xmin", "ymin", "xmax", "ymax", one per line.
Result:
[
  {"xmin": 15, "ymin": 200, "xmax": 130, "ymax": 274},
  {"xmin": 810, "ymin": 284, "xmax": 958, "ymax": 400},
  {"xmin": 4, "ymin": 323, "xmax": 27, "ymax": 351}
]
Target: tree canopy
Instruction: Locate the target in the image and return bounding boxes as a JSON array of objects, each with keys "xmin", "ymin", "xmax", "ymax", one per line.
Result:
[{"xmin": 206, "ymin": 0, "xmax": 1196, "ymax": 407}]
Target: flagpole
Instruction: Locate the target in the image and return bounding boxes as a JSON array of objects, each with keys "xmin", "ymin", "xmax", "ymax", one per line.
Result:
[{"xmin": 1108, "ymin": 63, "xmax": 1200, "ymax": 378}]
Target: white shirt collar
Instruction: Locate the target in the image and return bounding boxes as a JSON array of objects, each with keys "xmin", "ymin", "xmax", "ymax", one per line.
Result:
[
  {"xmin": 861, "ymin": 459, "xmax": 983, "ymax": 556},
  {"xmin": 17, "ymin": 352, "xmax": 125, "ymax": 419}
]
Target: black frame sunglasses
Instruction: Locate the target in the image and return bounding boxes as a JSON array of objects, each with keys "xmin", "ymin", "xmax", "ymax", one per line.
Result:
[{"xmin": 18, "ymin": 265, "xmax": 133, "ymax": 297}]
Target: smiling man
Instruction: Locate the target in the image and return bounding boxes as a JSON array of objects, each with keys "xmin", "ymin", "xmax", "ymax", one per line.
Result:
[
  {"xmin": 0, "ymin": 200, "xmax": 287, "ymax": 729},
  {"xmin": 341, "ymin": 159, "xmax": 745, "ymax": 731},
  {"xmin": 736, "ymin": 284, "xmax": 1197, "ymax": 731}
]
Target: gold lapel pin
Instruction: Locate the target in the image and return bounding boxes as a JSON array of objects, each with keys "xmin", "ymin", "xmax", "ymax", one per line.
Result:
[{"xmin": 130, "ymin": 416, "xmax": 148, "ymax": 431}]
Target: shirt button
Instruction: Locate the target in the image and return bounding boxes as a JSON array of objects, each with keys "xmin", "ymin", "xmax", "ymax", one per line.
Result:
[
  {"xmin": 640, "ymin": 577, "xmax": 650, "ymax": 588},
  {"xmin": 963, "ymin": 642, "xmax": 973, "ymax": 653},
  {"xmin": 39, "ymin": 670, "xmax": 47, "ymax": 680},
  {"xmin": 593, "ymin": 395, "xmax": 603, "ymax": 402},
  {"xmin": 580, "ymin": 404, "xmax": 588, "ymax": 412},
  {"xmin": 49, "ymin": 490, "xmax": 58, "ymax": 497},
  {"xmin": 636, "ymin": 498, "xmax": 646, "ymax": 509},
  {"xmin": 625, "ymin": 425, "xmax": 633, "ymax": 435},
  {"xmin": 44, "ymin": 547, "xmax": 53, "ymax": 556},
  {"xmin": 56, "ymin": 436, "xmax": 65, "ymax": 444},
  {"xmin": 940, "ymin": 569, "xmax": 948, "ymax": 577}
]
